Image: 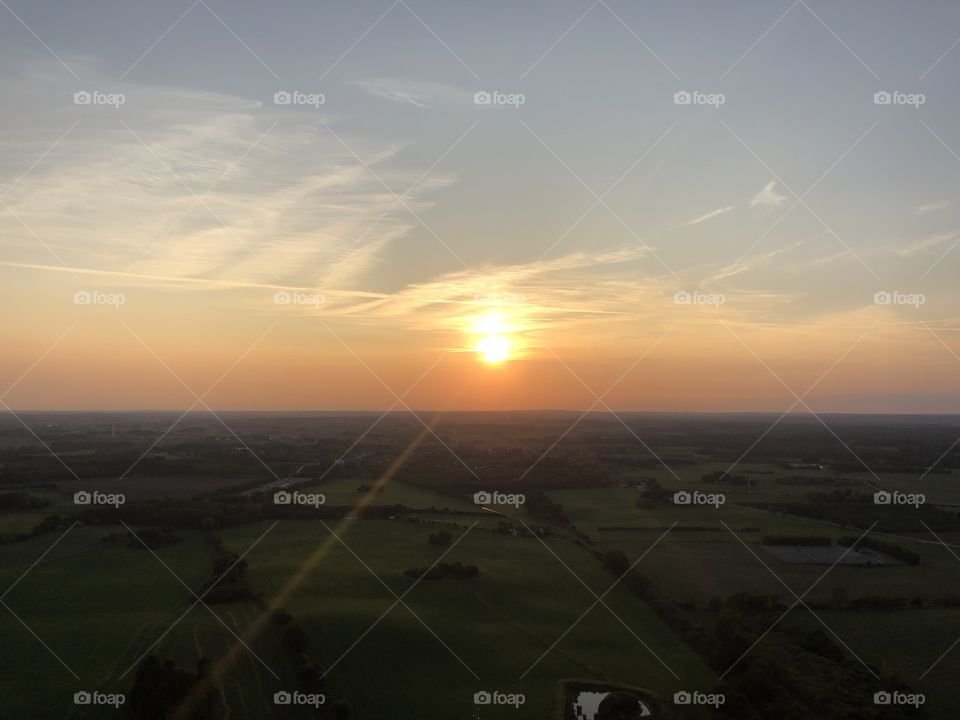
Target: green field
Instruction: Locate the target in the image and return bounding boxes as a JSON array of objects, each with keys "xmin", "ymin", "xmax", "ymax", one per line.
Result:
[
  {"xmin": 1, "ymin": 451, "xmax": 957, "ymax": 718},
  {"xmin": 220, "ymin": 519, "xmax": 715, "ymax": 719},
  {"xmin": 0, "ymin": 526, "xmax": 213, "ymax": 720},
  {"xmin": 299, "ymin": 476, "xmax": 480, "ymax": 512},
  {"xmin": 550, "ymin": 480, "xmax": 960, "ymax": 604}
]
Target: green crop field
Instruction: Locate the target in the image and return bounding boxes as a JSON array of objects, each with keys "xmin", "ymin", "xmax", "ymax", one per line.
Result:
[
  {"xmin": 549, "ymin": 479, "xmax": 960, "ymax": 597},
  {"xmin": 299, "ymin": 476, "xmax": 480, "ymax": 512},
  {"xmin": 0, "ymin": 526, "xmax": 214, "ymax": 720},
  {"xmin": 220, "ymin": 519, "xmax": 715, "ymax": 719}
]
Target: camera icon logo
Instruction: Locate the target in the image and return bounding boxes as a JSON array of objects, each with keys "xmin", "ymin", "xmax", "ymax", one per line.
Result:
[
  {"xmin": 874, "ymin": 691, "xmax": 892, "ymax": 705},
  {"xmin": 473, "ymin": 491, "xmax": 492, "ymax": 505},
  {"xmin": 673, "ymin": 690, "xmax": 692, "ymax": 705},
  {"xmin": 274, "ymin": 690, "xmax": 292, "ymax": 705},
  {"xmin": 873, "ymin": 91, "xmax": 892, "ymax": 105},
  {"xmin": 674, "ymin": 91, "xmax": 692, "ymax": 105},
  {"xmin": 274, "ymin": 91, "xmax": 292, "ymax": 105},
  {"xmin": 874, "ymin": 490, "xmax": 892, "ymax": 505},
  {"xmin": 74, "ymin": 491, "xmax": 92, "ymax": 505},
  {"xmin": 74, "ymin": 290, "xmax": 92, "ymax": 305},
  {"xmin": 673, "ymin": 290, "xmax": 692, "ymax": 305},
  {"xmin": 673, "ymin": 490, "xmax": 692, "ymax": 505},
  {"xmin": 474, "ymin": 691, "xmax": 492, "ymax": 705},
  {"xmin": 74, "ymin": 91, "xmax": 92, "ymax": 105},
  {"xmin": 873, "ymin": 290, "xmax": 892, "ymax": 305},
  {"xmin": 273, "ymin": 290, "xmax": 292, "ymax": 305},
  {"xmin": 473, "ymin": 91, "xmax": 492, "ymax": 105},
  {"xmin": 73, "ymin": 691, "xmax": 92, "ymax": 705},
  {"xmin": 274, "ymin": 490, "xmax": 292, "ymax": 505}
]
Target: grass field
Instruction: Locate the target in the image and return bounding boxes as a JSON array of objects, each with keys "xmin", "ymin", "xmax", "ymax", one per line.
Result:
[
  {"xmin": 149, "ymin": 600, "xmax": 298, "ymax": 719},
  {"xmin": 0, "ymin": 487, "xmax": 76, "ymax": 540},
  {"xmin": 552, "ymin": 484, "xmax": 960, "ymax": 605},
  {"xmin": 55, "ymin": 474, "xmax": 252, "ymax": 500},
  {"xmin": 0, "ymin": 525, "xmax": 215, "ymax": 719},
  {"xmin": 220, "ymin": 519, "xmax": 715, "ymax": 719},
  {"xmin": 2, "ymin": 457, "xmax": 956, "ymax": 718},
  {"xmin": 299, "ymin": 476, "xmax": 480, "ymax": 512}
]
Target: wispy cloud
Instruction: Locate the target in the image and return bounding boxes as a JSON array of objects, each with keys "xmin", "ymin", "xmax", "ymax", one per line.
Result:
[
  {"xmin": 916, "ymin": 199, "xmax": 953, "ymax": 215},
  {"xmin": 676, "ymin": 205, "xmax": 736, "ymax": 228},
  {"xmin": 710, "ymin": 241, "xmax": 804, "ymax": 282},
  {"xmin": 673, "ymin": 182, "xmax": 788, "ymax": 230},
  {"xmin": 0, "ymin": 61, "xmax": 454, "ymax": 292},
  {"xmin": 351, "ymin": 78, "xmax": 467, "ymax": 108},
  {"xmin": 896, "ymin": 232, "xmax": 956, "ymax": 257},
  {"xmin": 800, "ymin": 248, "xmax": 852, "ymax": 268},
  {"xmin": 749, "ymin": 181, "xmax": 787, "ymax": 209}
]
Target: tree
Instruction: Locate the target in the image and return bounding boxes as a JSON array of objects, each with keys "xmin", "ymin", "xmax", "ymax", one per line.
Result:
[
  {"xmin": 600, "ymin": 550, "xmax": 630, "ymax": 576},
  {"xmin": 597, "ymin": 692, "xmax": 642, "ymax": 720},
  {"xmin": 271, "ymin": 608, "xmax": 293, "ymax": 626},
  {"xmin": 283, "ymin": 625, "xmax": 308, "ymax": 652}
]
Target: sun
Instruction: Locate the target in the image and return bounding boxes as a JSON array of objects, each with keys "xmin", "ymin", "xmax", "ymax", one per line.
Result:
[
  {"xmin": 476, "ymin": 335, "xmax": 511, "ymax": 364},
  {"xmin": 468, "ymin": 310, "xmax": 521, "ymax": 365}
]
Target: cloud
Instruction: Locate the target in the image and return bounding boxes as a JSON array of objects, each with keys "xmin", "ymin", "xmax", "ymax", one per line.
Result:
[
  {"xmin": 321, "ymin": 243, "xmax": 807, "ymax": 354},
  {"xmin": 801, "ymin": 249, "xmax": 853, "ymax": 268},
  {"xmin": 676, "ymin": 205, "xmax": 736, "ymax": 228},
  {"xmin": 749, "ymin": 181, "xmax": 787, "ymax": 209},
  {"xmin": 0, "ymin": 59, "xmax": 455, "ymax": 292},
  {"xmin": 915, "ymin": 200, "xmax": 953, "ymax": 215},
  {"xmin": 896, "ymin": 232, "xmax": 956, "ymax": 257},
  {"xmin": 318, "ymin": 246, "xmax": 674, "ymax": 348},
  {"xmin": 351, "ymin": 78, "xmax": 468, "ymax": 108},
  {"xmin": 672, "ymin": 181, "xmax": 788, "ymax": 230},
  {"xmin": 710, "ymin": 241, "xmax": 804, "ymax": 282}
]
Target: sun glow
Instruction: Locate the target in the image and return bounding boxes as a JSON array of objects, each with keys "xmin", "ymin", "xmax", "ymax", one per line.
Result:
[
  {"xmin": 476, "ymin": 335, "xmax": 511, "ymax": 364},
  {"xmin": 469, "ymin": 311, "xmax": 516, "ymax": 365}
]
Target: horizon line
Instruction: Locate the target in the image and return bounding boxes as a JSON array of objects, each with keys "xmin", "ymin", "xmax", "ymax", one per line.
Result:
[{"xmin": 3, "ymin": 409, "xmax": 959, "ymax": 417}]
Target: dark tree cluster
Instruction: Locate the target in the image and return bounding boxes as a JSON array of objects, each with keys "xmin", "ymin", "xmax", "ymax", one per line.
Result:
[
  {"xmin": 404, "ymin": 561, "xmax": 480, "ymax": 580},
  {"xmin": 126, "ymin": 656, "xmax": 223, "ymax": 720}
]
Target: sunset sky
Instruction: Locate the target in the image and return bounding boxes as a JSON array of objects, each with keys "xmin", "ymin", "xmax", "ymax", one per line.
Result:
[{"xmin": 2, "ymin": 0, "xmax": 960, "ymax": 412}]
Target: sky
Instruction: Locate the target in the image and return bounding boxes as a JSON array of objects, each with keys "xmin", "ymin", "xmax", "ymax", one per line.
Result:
[{"xmin": 1, "ymin": 0, "xmax": 960, "ymax": 412}]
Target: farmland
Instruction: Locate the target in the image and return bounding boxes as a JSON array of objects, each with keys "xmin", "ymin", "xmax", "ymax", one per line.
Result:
[{"xmin": 0, "ymin": 411, "xmax": 958, "ymax": 718}]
